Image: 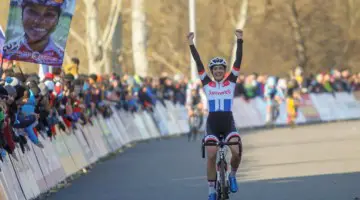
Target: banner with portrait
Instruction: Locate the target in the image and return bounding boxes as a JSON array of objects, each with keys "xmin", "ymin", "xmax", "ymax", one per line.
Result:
[
  {"xmin": 0, "ymin": 25, "xmax": 5, "ymax": 63},
  {"xmin": 2, "ymin": 0, "xmax": 76, "ymax": 67}
]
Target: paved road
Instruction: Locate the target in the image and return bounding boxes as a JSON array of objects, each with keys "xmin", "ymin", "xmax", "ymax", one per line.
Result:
[{"xmin": 48, "ymin": 121, "xmax": 360, "ymax": 200}]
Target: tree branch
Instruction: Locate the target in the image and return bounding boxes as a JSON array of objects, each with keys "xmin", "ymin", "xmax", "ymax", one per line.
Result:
[
  {"xmin": 162, "ymin": 37, "xmax": 188, "ymax": 67},
  {"xmin": 101, "ymin": 0, "xmax": 117, "ymax": 43},
  {"xmin": 69, "ymin": 29, "xmax": 86, "ymax": 47},
  {"xmin": 230, "ymin": 0, "xmax": 248, "ymax": 64},
  {"xmin": 150, "ymin": 52, "xmax": 181, "ymax": 74},
  {"xmin": 103, "ymin": 0, "xmax": 122, "ymax": 50}
]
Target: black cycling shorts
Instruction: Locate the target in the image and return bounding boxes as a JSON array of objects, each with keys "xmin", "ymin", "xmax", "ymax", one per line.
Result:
[{"xmin": 204, "ymin": 112, "xmax": 240, "ymax": 143}]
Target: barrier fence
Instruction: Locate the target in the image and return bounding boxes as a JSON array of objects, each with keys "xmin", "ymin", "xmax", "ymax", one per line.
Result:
[{"xmin": 1, "ymin": 91, "xmax": 360, "ymax": 199}]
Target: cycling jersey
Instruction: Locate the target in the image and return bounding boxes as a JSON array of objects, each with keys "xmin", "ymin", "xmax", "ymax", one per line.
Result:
[
  {"xmin": 189, "ymin": 39, "xmax": 243, "ymax": 142},
  {"xmin": 3, "ymin": 36, "xmax": 64, "ymax": 66},
  {"xmin": 202, "ymin": 80, "xmax": 236, "ymax": 112},
  {"xmin": 264, "ymin": 85, "xmax": 284, "ymax": 100}
]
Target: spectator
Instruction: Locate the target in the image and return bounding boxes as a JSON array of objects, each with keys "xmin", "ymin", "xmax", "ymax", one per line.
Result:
[
  {"xmin": 234, "ymin": 74, "xmax": 246, "ymax": 97},
  {"xmin": 243, "ymin": 74, "xmax": 257, "ymax": 99},
  {"xmin": 309, "ymin": 74, "xmax": 326, "ymax": 93},
  {"xmin": 322, "ymin": 74, "xmax": 335, "ymax": 93},
  {"xmin": 255, "ymin": 75, "xmax": 266, "ymax": 97},
  {"xmin": 63, "ymin": 57, "xmax": 80, "ymax": 79}
]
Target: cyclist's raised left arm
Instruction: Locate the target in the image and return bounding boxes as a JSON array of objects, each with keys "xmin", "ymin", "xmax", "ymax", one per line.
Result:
[{"xmin": 227, "ymin": 30, "xmax": 244, "ymax": 83}]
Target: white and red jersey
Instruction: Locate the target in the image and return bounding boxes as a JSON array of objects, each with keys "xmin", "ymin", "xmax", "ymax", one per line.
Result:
[
  {"xmin": 3, "ymin": 36, "xmax": 64, "ymax": 66},
  {"xmin": 203, "ymin": 79, "xmax": 235, "ymax": 112},
  {"xmin": 200, "ymin": 67, "xmax": 239, "ymax": 113}
]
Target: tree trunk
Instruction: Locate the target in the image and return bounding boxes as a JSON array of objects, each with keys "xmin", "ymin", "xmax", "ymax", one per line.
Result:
[
  {"xmin": 230, "ymin": 0, "xmax": 248, "ymax": 66},
  {"xmin": 288, "ymin": 0, "xmax": 307, "ymax": 69},
  {"xmin": 132, "ymin": 0, "xmax": 148, "ymax": 77},
  {"xmin": 84, "ymin": 0, "xmax": 103, "ymax": 74}
]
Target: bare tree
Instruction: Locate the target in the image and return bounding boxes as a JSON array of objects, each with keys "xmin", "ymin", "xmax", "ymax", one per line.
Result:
[
  {"xmin": 132, "ymin": 0, "xmax": 148, "ymax": 77},
  {"xmin": 287, "ymin": 0, "xmax": 307, "ymax": 69},
  {"xmin": 230, "ymin": 0, "xmax": 248, "ymax": 65},
  {"xmin": 338, "ymin": 0, "xmax": 360, "ymax": 66},
  {"xmin": 84, "ymin": 0, "xmax": 103, "ymax": 74},
  {"xmin": 83, "ymin": 0, "xmax": 122, "ymax": 74}
]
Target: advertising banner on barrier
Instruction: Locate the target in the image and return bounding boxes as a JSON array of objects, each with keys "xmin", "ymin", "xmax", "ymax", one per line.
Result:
[
  {"xmin": 63, "ymin": 132, "xmax": 88, "ymax": 170},
  {"xmin": 113, "ymin": 110, "xmax": 131, "ymax": 145},
  {"xmin": 87, "ymin": 120, "xmax": 110, "ymax": 157},
  {"xmin": 38, "ymin": 137, "xmax": 66, "ymax": 189},
  {"xmin": 53, "ymin": 132, "xmax": 78, "ymax": 176},
  {"xmin": 253, "ymin": 97, "xmax": 270, "ymax": 125},
  {"xmin": 117, "ymin": 112, "xmax": 134, "ymax": 141},
  {"xmin": 81, "ymin": 125, "xmax": 103, "ymax": 161},
  {"xmin": 175, "ymin": 104, "xmax": 191, "ymax": 134},
  {"xmin": 129, "ymin": 113, "xmax": 143, "ymax": 141},
  {"xmin": 353, "ymin": 91, "xmax": 360, "ymax": 101},
  {"xmin": 27, "ymin": 143, "xmax": 49, "ymax": 193},
  {"xmin": 310, "ymin": 93, "xmax": 340, "ymax": 121},
  {"xmin": 12, "ymin": 147, "xmax": 41, "ymax": 199},
  {"xmin": 298, "ymin": 94, "xmax": 321, "ymax": 122},
  {"xmin": 152, "ymin": 106, "xmax": 169, "ymax": 136},
  {"xmin": 333, "ymin": 92, "xmax": 360, "ymax": 119},
  {"xmin": 0, "ymin": 177, "xmax": 8, "ymax": 200},
  {"xmin": 164, "ymin": 101, "xmax": 183, "ymax": 135},
  {"xmin": 134, "ymin": 113, "xmax": 150, "ymax": 140},
  {"xmin": 97, "ymin": 117, "xmax": 118, "ymax": 152},
  {"xmin": 233, "ymin": 97, "xmax": 264, "ymax": 128},
  {"xmin": 106, "ymin": 118, "xmax": 123, "ymax": 149},
  {"xmin": 141, "ymin": 111, "xmax": 160, "ymax": 138},
  {"xmin": 74, "ymin": 128, "xmax": 97, "ymax": 165},
  {"xmin": 0, "ymin": 159, "xmax": 25, "ymax": 200}
]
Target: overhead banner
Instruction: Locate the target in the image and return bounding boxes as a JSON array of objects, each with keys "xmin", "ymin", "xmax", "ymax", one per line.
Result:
[{"xmin": 2, "ymin": 0, "xmax": 76, "ymax": 66}]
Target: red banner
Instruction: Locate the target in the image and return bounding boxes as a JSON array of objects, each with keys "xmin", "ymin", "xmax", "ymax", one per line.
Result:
[{"xmin": 298, "ymin": 94, "xmax": 321, "ymax": 122}]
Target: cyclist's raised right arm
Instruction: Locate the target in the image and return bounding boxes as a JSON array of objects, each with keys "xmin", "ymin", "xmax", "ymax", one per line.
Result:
[{"xmin": 187, "ymin": 33, "xmax": 211, "ymax": 85}]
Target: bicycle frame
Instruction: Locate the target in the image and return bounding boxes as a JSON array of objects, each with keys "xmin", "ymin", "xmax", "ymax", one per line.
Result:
[{"xmin": 202, "ymin": 136, "xmax": 241, "ymax": 200}]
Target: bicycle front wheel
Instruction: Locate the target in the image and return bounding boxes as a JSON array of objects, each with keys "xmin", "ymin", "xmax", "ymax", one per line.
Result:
[{"xmin": 219, "ymin": 160, "xmax": 228, "ymax": 200}]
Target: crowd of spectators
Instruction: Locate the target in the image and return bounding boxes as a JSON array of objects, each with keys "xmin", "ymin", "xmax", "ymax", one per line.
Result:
[
  {"xmin": 1, "ymin": 55, "xmax": 360, "ymax": 162},
  {"xmin": 234, "ymin": 67, "xmax": 360, "ymax": 99}
]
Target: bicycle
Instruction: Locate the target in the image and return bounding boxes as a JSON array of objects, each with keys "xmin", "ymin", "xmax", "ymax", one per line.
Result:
[
  {"xmin": 202, "ymin": 134, "xmax": 241, "ymax": 200},
  {"xmin": 188, "ymin": 106, "xmax": 202, "ymax": 141},
  {"xmin": 266, "ymin": 98, "xmax": 280, "ymax": 127},
  {"xmin": 271, "ymin": 99, "xmax": 280, "ymax": 122}
]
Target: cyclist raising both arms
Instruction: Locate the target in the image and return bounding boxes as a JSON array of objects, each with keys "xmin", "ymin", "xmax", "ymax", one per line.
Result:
[{"xmin": 187, "ymin": 30, "xmax": 243, "ymax": 200}]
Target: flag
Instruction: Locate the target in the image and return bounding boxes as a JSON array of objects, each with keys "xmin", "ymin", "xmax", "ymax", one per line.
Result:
[
  {"xmin": 0, "ymin": 25, "xmax": 5, "ymax": 62},
  {"xmin": 38, "ymin": 64, "xmax": 50, "ymax": 81}
]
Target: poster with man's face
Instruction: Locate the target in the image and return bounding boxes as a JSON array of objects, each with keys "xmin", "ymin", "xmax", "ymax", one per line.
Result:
[{"xmin": 2, "ymin": 0, "xmax": 76, "ymax": 67}]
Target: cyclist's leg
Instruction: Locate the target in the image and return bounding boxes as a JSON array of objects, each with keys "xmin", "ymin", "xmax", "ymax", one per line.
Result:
[
  {"xmin": 265, "ymin": 98, "xmax": 272, "ymax": 124},
  {"xmin": 204, "ymin": 124, "xmax": 219, "ymax": 197},
  {"xmin": 197, "ymin": 103, "xmax": 204, "ymax": 128},
  {"xmin": 226, "ymin": 132, "xmax": 242, "ymax": 174},
  {"xmin": 225, "ymin": 120, "xmax": 242, "ymax": 193}
]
